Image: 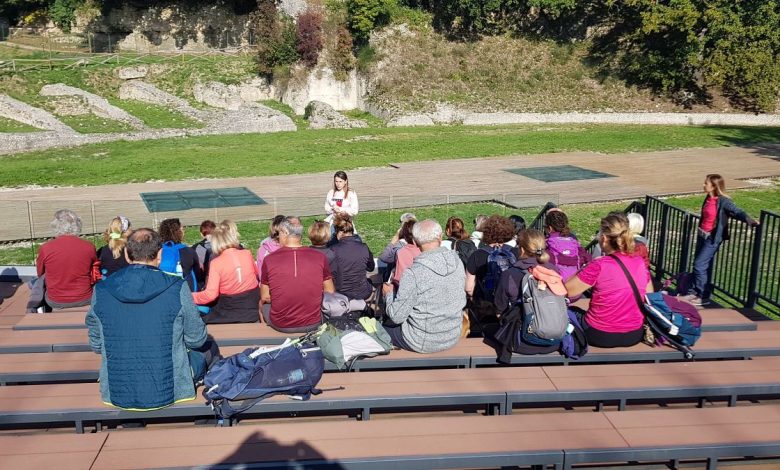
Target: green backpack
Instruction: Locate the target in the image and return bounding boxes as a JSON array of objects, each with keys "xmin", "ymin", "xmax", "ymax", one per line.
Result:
[{"xmin": 316, "ymin": 316, "xmax": 392, "ymax": 370}]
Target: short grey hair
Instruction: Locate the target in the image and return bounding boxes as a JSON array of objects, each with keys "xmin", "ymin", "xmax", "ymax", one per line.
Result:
[
  {"xmin": 412, "ymin": 219, "xmax": 443, "ymax": 245},
  {"xmin": 400, "ymin": 212, "xmax": 417, "ymax": 223},
  {"xmin": 50, "ymin": 209, "xmax": 82, "ymax": 236},
  {"xmin": 280, "ymin": 216, "xmax": 303, "ymax": 239}
]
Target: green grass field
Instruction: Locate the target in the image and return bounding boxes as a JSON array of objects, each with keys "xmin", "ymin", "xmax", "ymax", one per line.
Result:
[
  {"xmin": 1, "ymin": 124, "xmax": 778, "ymax": 188},
  {"xmin": 0, "ymin": 116, "xmax": 40, "ymax": 133},
  {"xmin": 109, "ymin": 100, "xmax": 202, "ymax": 129},
  {"xmin": 3, "ymin": 184, "xmax": 776, "ymax": 266}
]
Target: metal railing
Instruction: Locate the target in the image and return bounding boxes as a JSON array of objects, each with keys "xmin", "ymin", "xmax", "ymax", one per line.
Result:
[
  {"xmin": 599, "ymin": 196, "xmax": 777, "ymax": 313},
  {"xmin": 749, "ymin": 211, "xmax": 780, "ymax": 311}
]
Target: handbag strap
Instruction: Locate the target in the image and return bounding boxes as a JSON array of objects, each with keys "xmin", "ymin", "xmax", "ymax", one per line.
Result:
[{"xmin": 607, "ymin": 254, "xmax": 646, "ymax": 313}]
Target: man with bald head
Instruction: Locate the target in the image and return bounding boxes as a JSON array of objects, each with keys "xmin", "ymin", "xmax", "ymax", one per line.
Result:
[{"xmin": 382, "ymin": 219, "xmax": 467, "ymax": 353}]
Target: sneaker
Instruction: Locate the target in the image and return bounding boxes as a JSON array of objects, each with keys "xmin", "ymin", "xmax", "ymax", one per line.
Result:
[{"xmin": 688, "ymin": 296, "xmax": 711, "ymax": 306}]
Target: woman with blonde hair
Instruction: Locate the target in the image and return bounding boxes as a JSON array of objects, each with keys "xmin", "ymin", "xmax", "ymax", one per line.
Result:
[
  {"xmin": 307, "ymin": 220, "xmax": 336, "ymax": 267},
  {"xmin": 565, "ymin": 212, "xmax": 651, "ymax": 348},
  {"xmin": 193, "ymin": 220, "xmax": 260, "ymax": 324},
  {"xmin": 685, "ymin": 174, "xmax": 758, "ymax": 306},
  {"xmin": 256, "ymin": 215, "xmax": 285, "ymax": 278},
  {"xmin": 96, "ymin": 216, "xmax": 132, "ymax": 276},
  {"xmin": 494, "ymin": 229, "xmax": 565, "ymax": 356}
]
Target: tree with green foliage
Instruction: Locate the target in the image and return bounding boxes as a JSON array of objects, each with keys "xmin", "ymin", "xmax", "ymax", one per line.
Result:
[
  {"xmin": 48, "ymin": 0, "xmax": 82, "ymax": 32},
  {"xmin": 701, "ymin": 0, "xmax": 780, "ymax": 112},
  {"xmin": 346, "ymin": 0, "xmax": 392, "ymax": 43}
]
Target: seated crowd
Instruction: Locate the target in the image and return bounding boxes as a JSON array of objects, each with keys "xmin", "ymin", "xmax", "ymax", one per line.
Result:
[{"xmin": 32, "ymin": 205, "xmax": 660, "ymax": 408}]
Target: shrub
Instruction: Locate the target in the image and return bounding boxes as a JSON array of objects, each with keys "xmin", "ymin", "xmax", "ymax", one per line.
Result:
[
  {"xmin": 254, "ymin": 0, "xmax": 300, "ymax": 77},
  {"xmin": 330, "ymin": 26, "xmax": 356, "ymax": 79},
  {"xmin": 296, "ymin": 9, "xmax": 324, "ymax": 68},
  {"xmin": 49, "ymin": 0, "xmax": 82, "ymax": 33}
]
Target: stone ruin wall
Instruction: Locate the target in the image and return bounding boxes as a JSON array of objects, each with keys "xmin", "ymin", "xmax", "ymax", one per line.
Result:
[{"xmin": 77, "ymin": 0, "xmax": 307, "ymax": 53}]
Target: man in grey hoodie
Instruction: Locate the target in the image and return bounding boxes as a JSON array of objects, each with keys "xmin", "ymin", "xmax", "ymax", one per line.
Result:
[{"xmin": 382, "ymin": 219, "xmax": 467, "ymax": 353}]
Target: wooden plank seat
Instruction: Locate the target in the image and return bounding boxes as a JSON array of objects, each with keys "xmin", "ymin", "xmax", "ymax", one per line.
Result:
[
  {"xmin": 88, "ymin": 413, "xmax": 617, "ymax": 470},
  {"xmin": 10, "ymin": 303, "xmax": 759, "ymax": 333},
  {"xmin": 507, "ymin": 356, "xmax": 780, "ymax": 412},
  {"xmin": 472, "ymin": 328, "xmax": 780, "ymax": 366},
  {"xmin": 4, "ymin": 329, "xmax": 780, "ymax": 385},
  {"xmin": 564, "ymin": 404, "xmax": 780, "ymax": 469},
  {"xmin": 7, "ymin": 358, "xmax": 780, "ymax": 433},
  {"xmin": 7, "ymin": 406, "xmax": 780, "ymax": 469},
  {"xmin": 0, "ymin": 367, "xmax": 545, "ymax": 432},
  {"xmin": 0, "ymin": 341, "xmax": 479, "ymax": 385},
  {"xmin": 0, "ymin": 432, "xmax": 108, "ymax": 470}
]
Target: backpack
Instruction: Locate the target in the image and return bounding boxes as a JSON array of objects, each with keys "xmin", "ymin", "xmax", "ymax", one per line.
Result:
[
  {"xmin": 450, "ymin": 238, "xmax": 477, "ymax": 266},
  {"xmin": 546, "ymin": 235, "xmax": 585, "ymax": 282},
  {"xmin": 160, "ymin": 241, "xmax": 197, "ymax": 290},
  {"xmin": 560, "ymin": 309, "xmax": 588, "ymax": 359},
  {"xmin": 519, "ymin": 273, "xmax": 570, "ymax": 346},
  {"xmin": 316, "ymin": 317, "xmax": 392, "ymax": 370},
  {"xmin": 202, "ymin": 339, "xmax": 325, "ymax": 420},
  {"xmin": 478, "ymin": 245, "xmax": 517, "ymax": 302},
  {"xmin": 645, "ymin": 292, "xmax": 702, "ymax": 346}
]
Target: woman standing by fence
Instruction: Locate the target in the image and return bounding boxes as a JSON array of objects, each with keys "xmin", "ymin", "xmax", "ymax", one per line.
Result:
[{"xmin": 686, "ymin": 174, "xmax": 759, "ymax": 306}]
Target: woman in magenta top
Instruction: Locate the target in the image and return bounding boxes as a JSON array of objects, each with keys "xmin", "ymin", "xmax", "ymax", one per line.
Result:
[
  {"xmin": 565, "ymin": 212, "xmax": 651, "ymax": 348},
  {"xmin": 685, "ymin": 174, "xmax": 758, "ymax": 306}
]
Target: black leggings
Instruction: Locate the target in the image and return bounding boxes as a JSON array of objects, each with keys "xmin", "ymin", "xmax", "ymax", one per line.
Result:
[{"xmin": 583, "ymin": 322, "xmax": 644, "ymax": 348}]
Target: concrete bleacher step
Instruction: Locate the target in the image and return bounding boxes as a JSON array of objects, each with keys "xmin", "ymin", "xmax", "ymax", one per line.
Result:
[
  {"xmin": 5, "ymin": 358, "xmax": 780, "ymax": 433},
  {"xmin": 3, "ymin": 406, "xmax": 780, "ymax": 469}
]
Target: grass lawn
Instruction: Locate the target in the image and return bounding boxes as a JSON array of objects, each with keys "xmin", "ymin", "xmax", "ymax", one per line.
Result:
[
  {"xmin": 56, "ymin": 114, "xmax": 134, "ymax": 134},
  {"xmin": 1, "ymin": 124, "xmax": 778, "ymax": 188},
  {"xmin": 0, "ymin": 116, "xmax": 40, "ymax": 133},
  {"xmin": 110, "ymin": 100, "xmax": 202, "ymax": 129},
  {"xmin": 4, "ymin": 183, "xmax": 777, "ymax": 266}
]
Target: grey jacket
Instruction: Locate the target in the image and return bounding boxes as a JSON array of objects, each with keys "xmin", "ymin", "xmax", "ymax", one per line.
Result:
[{"xmin": 384, "ymin": 247, "xmax": 466, "ymax": 353}]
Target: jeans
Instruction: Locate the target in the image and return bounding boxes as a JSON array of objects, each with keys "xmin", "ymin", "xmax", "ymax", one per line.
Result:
[{"xmin": 692, "ymin": 234, "xmax": 721, "ymax": 299}]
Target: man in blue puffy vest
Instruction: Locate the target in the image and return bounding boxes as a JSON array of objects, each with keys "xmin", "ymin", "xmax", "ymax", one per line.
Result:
[{"xmin": 86, "ymin": 228, "xmax": 210, "ymax": 410}]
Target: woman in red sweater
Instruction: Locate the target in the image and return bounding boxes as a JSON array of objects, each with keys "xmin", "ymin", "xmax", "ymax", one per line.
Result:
[{"xmin": 193, "ymin": 220, "xmax": 260, "ymax": 324}]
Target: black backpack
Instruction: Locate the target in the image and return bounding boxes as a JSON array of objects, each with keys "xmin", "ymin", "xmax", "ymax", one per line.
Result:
[{"xmin": 450, "ymin": 238, "xmax": 477, "ymax": 266}]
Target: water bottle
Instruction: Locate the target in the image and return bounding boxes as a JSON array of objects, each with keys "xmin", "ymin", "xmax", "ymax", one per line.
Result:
[{"xmin": 175, "ymin": 261, "xmax": 183, "ymax": 278}]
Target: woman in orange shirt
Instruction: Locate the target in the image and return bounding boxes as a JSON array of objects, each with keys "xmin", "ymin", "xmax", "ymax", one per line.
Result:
[{"xmin": 193, "ymin": 220, "xmax": 260, "ymax": 324}]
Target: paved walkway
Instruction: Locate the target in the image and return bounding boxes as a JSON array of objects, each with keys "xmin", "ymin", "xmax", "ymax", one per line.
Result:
[{"xmin": 1, "ymin": 144, "xmax": 779, "ymax": 240}]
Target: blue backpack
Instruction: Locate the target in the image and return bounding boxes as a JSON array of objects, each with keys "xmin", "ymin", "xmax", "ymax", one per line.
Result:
[
  {"xmin": 560, "ymin": 309, "xmax": 588, "ymax": 359},
  {"xmin": 645, "ymin": 292, "xmax": 702, "ymax": 346},
  {"xmin": 203, "ymin": 340, "xmax": 325, "ymax": 420},
  {"xmin": 479, "ymin": 245, "xmax": 517, "ymax": 302},
  {"xmin": 160, "ymin": 241, "xmax": 197, "ymax": 290}
]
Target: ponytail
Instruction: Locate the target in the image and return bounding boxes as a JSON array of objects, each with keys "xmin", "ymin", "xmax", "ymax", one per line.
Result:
[
  {"xmin": 600, "ymin": 212, "xmax": 635, "ymax": 255},
  {"xmin": 518, "ymin": 229, "xmax": 550, "ymax": 265}
]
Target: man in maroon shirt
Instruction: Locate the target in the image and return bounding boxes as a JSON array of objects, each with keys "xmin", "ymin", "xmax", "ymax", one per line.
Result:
[
  {"xmin": 35, "ymin": 209, "xmax": 97, "ymax": 308},
  {"xmin": 260, "ymin": 216, "xmax": 334, "ymax": 333}
]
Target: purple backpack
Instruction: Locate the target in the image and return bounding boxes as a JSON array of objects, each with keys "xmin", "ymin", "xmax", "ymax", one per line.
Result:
[{"xmin": 546, "ymin": 235, "xmax": 585, "ymax": 282}]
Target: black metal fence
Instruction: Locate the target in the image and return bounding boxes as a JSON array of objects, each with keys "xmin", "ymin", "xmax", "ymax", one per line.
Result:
[{"xmin": 582, "ymin": 195, "xmax": 779, "ymax": 313}]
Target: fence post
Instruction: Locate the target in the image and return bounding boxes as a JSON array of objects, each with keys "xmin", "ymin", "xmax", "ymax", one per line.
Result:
[
  {"xmin": 654, "ymin": 203, "xmax": 670, "ymax": 283},
  {"xmin": 677, "ymin": 212, "xmax": 695, "ymax": 274},
  {"xmin": 90, "ymin": 200, "xmax": 97, "ymax": 234},
  {"xmin": 27, "ymin": 201, "xmax": 36, "ymax": 261},
  {"xmin": 745, "ymin": 211, "xmax": 765, "ymax": 309}
]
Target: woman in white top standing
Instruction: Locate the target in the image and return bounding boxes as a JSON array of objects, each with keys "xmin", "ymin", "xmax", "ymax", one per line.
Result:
[{"xmin": 324, "ymin": 171, "xmax": 359, "ymax": 225}]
